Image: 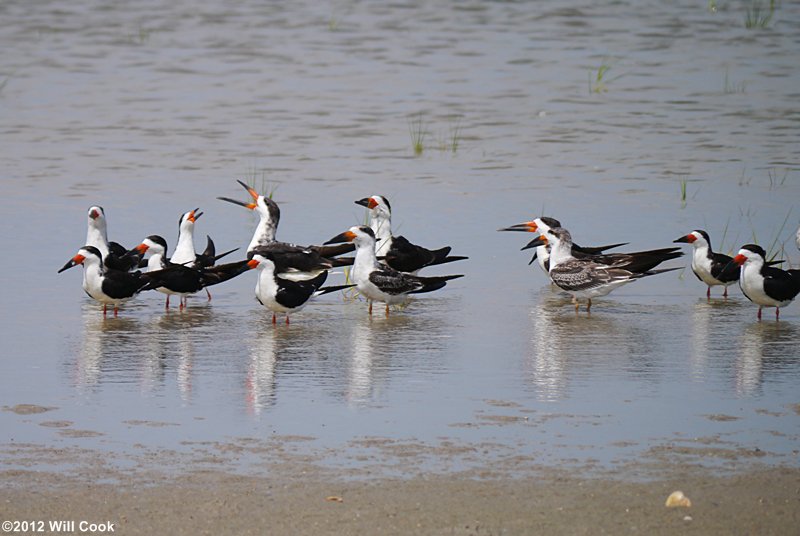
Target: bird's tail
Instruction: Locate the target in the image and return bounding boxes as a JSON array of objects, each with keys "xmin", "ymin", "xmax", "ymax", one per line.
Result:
[
  {"xmin": 202, "ymin": 235, "xmax": 216, "ymax": 259},
  {"xmin": 213, "ymin": 247, "xmax": 239, "ymax": 262},
  {"xmin": 612, "ymin": 248, "xmax": 684, "ymax": 274},
  {"xmin": 200, "ymin": 260, "xmax": 251, "ymax": 287},
  {"xmin": 633, "ymin": 266, "xmax": 683, "ymax": 279},
  {"xmin": 410, "ymin": 274, "xmax": 465, "ymax": 294},
  {"xmin": 315, "ymin": 243, "xmax": 356, "ymax": 258},
  {"xmin": 429, "ymin": 246, "xmax": 469, "ymax": 267},
  {"xmin": 574, "ymin": 242, "xmax": 628, "ymax": 254},
  {"xmin": 315, "ymin": 284, "xmax": 356, "ymax": 296}
]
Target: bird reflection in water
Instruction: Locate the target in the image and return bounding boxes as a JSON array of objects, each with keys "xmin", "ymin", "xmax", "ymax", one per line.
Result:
[
  {"xmin": 74, "ymin": 302, "xmax": 140, "ymax": 392},
  {"xmin": 688, "ymin": 298, "xmax": 741, "ymax": 382},
  {"xmin": 526, "ymin": 287, "xmax": 642, "ymax": 402},
  {"xmin": 73, "ymin": 302, "xmax": 219, "ymax": 401},
  {"xmin": 346, "ymin": 309, "xmax": 450, "ymax": 407},
  {"xmin": 347, "ymin": 319, "xmax": 375, "ymax": 406},
  {"xmin": 735, "ymin": 321, "xmax": 799, "ymax": 397},
  {"xmin": 145, "ymin": 309, "xmax": 212, "ymax": 403},
  {"xmin": 246, "ymin": 317, "xmax": 282, "ymax": 415},
  {"xmin": 245, "ymin": 317, "xmax": 330, "ymax": 415}
]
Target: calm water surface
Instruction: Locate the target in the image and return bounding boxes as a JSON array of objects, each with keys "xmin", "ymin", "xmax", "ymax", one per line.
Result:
[{"xmin": 1, "ymin": 0, "xmax": 799, "ymax": 477}]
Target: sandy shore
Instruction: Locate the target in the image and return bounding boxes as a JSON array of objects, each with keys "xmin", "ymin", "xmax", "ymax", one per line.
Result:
[
  {"xmin": 3, "ymin": 463, "xmax": 799, "ymax": 535},
  {"xmin": 2, "ymin": 407, "xmax": 799, "ymax": 534}
]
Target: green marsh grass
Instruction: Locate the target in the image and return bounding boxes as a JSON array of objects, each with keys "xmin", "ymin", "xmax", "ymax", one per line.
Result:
[
  {"xmin": 678, "ymin": 177, "xmax": 701, "ymax": 209},
  {"xmin": 341, "ymin": 266, "xmax": 361, "ymax": 301},
  {"xmin": 746, "ymin": 207, "xmax": 793, "ymax": 262},
  {"xmin": 243, "ymin": 167, "xmax": 277, "ymax": 199},
  {"xmin": 763, "ymin": 207, "xmax": 793, "ymax": 262},
  {"xmin": 709, "ymin": 209, "xmax": 794, "ymax": 266},
  {"xmin": 680, "ymin": 179, "xmax": 688, "ymax": 208},
  {"xmin": 436, "ymin": 118, "xmax": 463, "ymax": 154},
  {"xmin": 723, "ymin": 68, "xmax": 746, "ymax": 94},
  {"xmin": 745, "ymin": 0, "xmax": 776, "ymax": 28},
  {"xmin": 130, "ymin": 24, "xmax": 153, "ymax": 45},
  {"xmin": 767, "ymin": 167, "xmax": 789, "ymax": 190},
  {"xmin": 449, "ymin": 118, "xmax": 463, "ymax": 154},
  {"xmin": 738, "ymin": 168, "xmax": 752, "ymax": 187},
  {"xmin": 719, "ymin": 216, "xmax": 734, "ymax": 255},
  {"xmin": 408, "ymin": 114, "xmax": 428, "ymax": 156},
  {"xmin": 588, "ymin": 60, "xmax": 623, "ymax": 94}
]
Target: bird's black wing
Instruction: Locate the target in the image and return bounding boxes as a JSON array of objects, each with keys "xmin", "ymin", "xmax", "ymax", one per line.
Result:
[
  {"xmin": 198, "ymin": 260, "xmax": 251, "ymax": 288},
  {"xmin": 105, "ymin": 242, "xmax": 139, "ymax": 272},
  {"xmin": 251, "ymin": 243, "xmax": 333, "ymax": 273},
  {"xmin": 145, "ymin": 266, "xmax": 204, "ymax": 294},
  {"xmin": 709, "ymin": 251, "xmax": 737, "ymax": 282},
  {"xmin": 273, "ymin": 271, "xmax": 328, "ymax": 308},
  {"xmin": 762, "ymin": 267, "xmax": 800, "ymax": 302},
  {"xmin": 102, "ymin": 270, "xmax": 155, "ymax": 299},
  {"xmin": 384, "ymin": 235, "xmax": 436, "ymax": 272}
]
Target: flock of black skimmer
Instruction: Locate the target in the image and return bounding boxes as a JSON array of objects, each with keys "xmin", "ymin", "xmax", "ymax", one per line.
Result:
[
  {"xmin": 59, "ymin": 183, "xmax": 466, "ymax": 321},
  {"xmin": 498, "ymin": 218, "xmax": 800, "ymax": 320},
  {"xmin": 59, "ymin": 183, "xmax": 800, "ymax": 322}
]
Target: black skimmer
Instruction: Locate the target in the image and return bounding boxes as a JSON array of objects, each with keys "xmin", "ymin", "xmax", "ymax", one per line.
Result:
[
  {"xmin": 355, "ymin": 195, "xmax": 467, "ymax": 273},
  {"xmin": 130, "ymin": 235, "xmax": 249, "ymax": 310},
  {"xmin": 170, "ymin": 208, "xmax": 238, "ymax": 299},
  {"xmin": 325, "ymin": 226, "xmax": 463, "ymax": 316},
  {"xmin": 524, "ymin": 240, "xmax": 682, "ymax": 274},
  {"xmin": 719, "ymin": 244, "xmax": 800, "ymax": 320},
  {"xmin": 498, "ymin": 217, "xmax": 627, "ymax": 273},
  {"xmin": 529, "ymin": 227, "xmax": 681, "ymax": 312},
  {"xmin": 217, "ymin": 180, "xmax": 354, "ymax": 277},
  {"xmin": 218, "ymin": 182, "xmax": 280, "ymax": 253},
  {"xmin": 242, "ymin": 251, "xmax": 354, "ymax": 324},
  {"xmin": 171, "ymin": 208, "xmax": 238, "ymax": 267},
  {"xmin": 58, "ymin": 245, "xmax": 163, "ymax": 316},
  {"xmin": 673, "ymin": 230, "xmax": 739, "ymax": 298},
  {"xmin": 84, "ymin": 206, "xmax": 140, "ymax": 271}
]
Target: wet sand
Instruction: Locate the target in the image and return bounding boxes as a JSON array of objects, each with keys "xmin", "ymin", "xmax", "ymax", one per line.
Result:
[
  {"xmin": 2, "ymin": 465, "xmax": 798, "ymax": 535},
  {"xmin": 3, "ymin": 410, "xmax": 799, "ymax": 534}
]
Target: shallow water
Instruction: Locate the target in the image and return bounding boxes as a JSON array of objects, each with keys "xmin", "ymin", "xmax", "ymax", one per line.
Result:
[{"xmin": 2, "ymin": 0, "xmax": 799, "ymax": 478}]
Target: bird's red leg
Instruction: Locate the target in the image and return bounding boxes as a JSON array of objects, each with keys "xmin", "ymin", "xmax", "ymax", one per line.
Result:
[
  {"xmin": 102, "ymin": 304, "xmax": 107, "ymax": 316},
  {"xmin": 385, "ymin": 303, "xmax": 390, "ymax": 317},
  {"xmin": 757, "ymin": 307, "xmax": 762, "ymax": 321},
  {"xmin": 368, "ymin": 301, "xmax": 373, "ymax": 315},
  {"xmin": 776, "ymin": 308, "xmax": 780, "ymax": 321},
  {"xmin": 707, "ymin": 287, "xmax": 711, "ymax": 299},
  {"xmin": 586, "ymin": 299, "xmax": 592, "ymax": 313},
  {"xmin": 285, "ymin": 315, "xmax": 290, "ymax": 325},
  {"xmin": 165, "ymin": 295, "xmax": 170, "ymax": 309},
  {"xmin": 206, "ymin": 288, "xmax": 212, "ymax": 301},
  {"xmin": 113, "ymin": 306, "xmax": 119, "ymax": 317},
  {"xmin": 722, "ymin": 286, "xmax": 728, "ymax": 298},
  {"xmin": 272, "ymin": 313, "xmax": 277, "ymax": 325}
]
